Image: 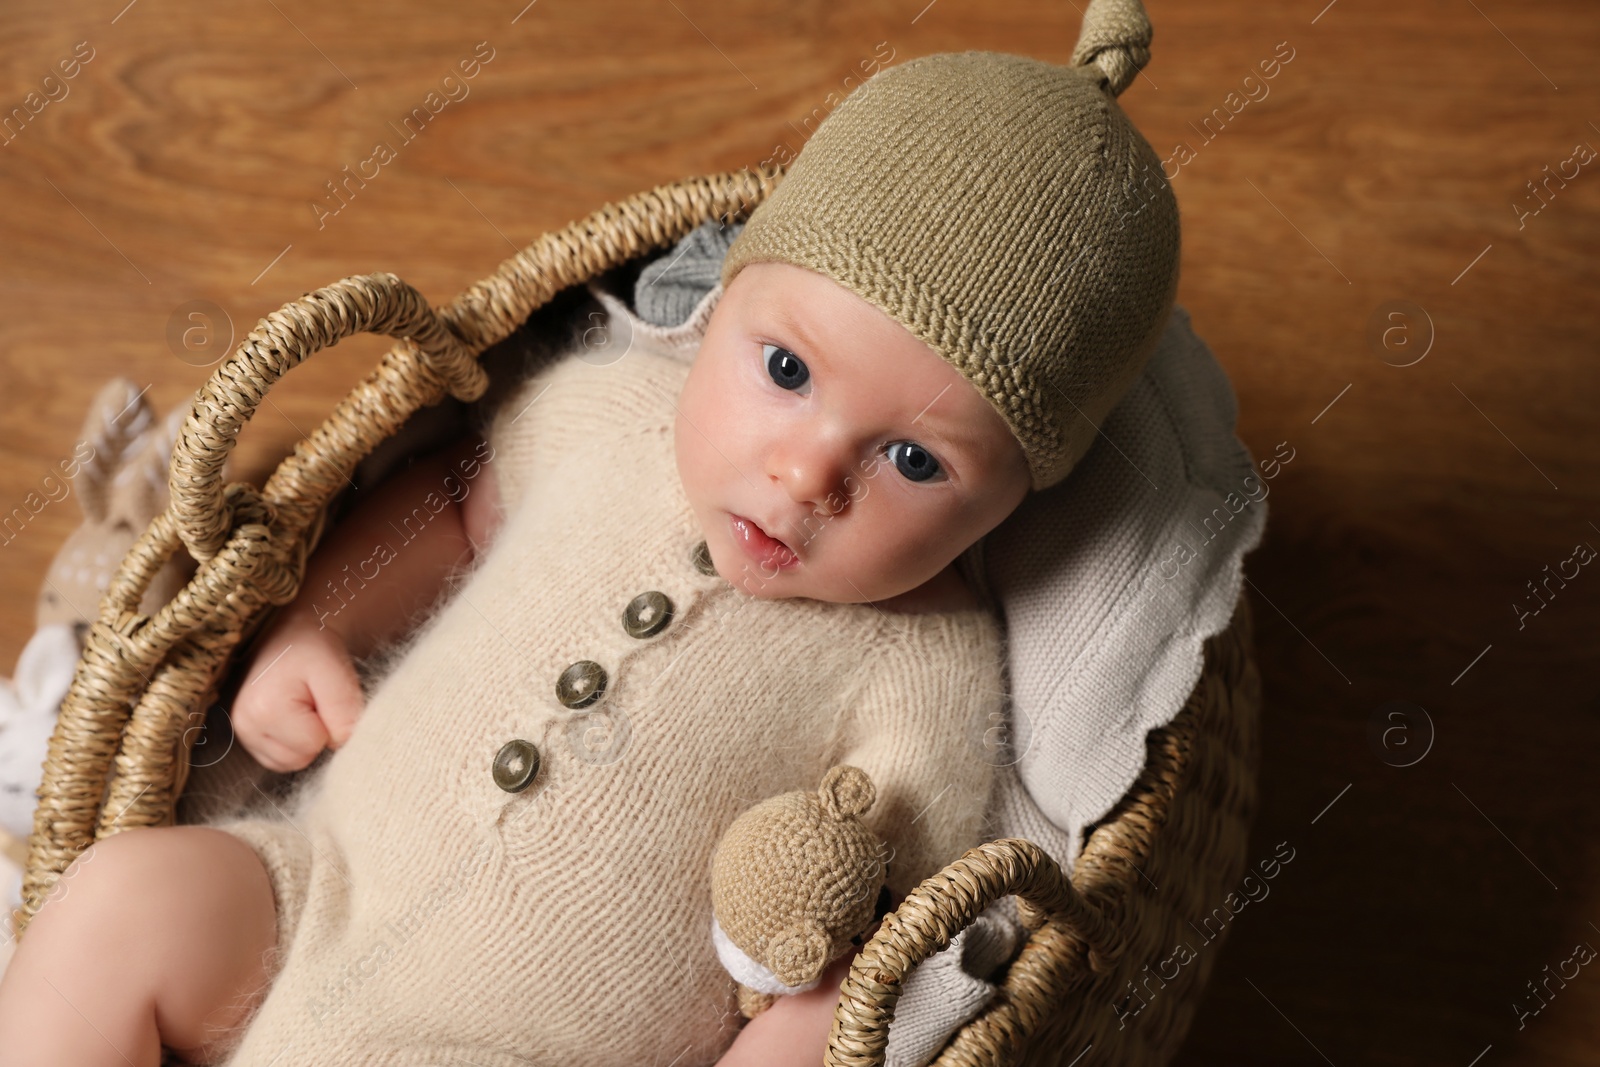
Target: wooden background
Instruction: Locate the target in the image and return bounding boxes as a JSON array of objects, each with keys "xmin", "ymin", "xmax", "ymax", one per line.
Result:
[{"xmin": 2, "ymin": 0, "xmax": 1597, "ymax": 1063}]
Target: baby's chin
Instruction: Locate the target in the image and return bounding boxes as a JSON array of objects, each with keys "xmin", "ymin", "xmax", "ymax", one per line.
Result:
[
  {"xmin": 718, "ymin": 561, "xmax": 902, "ymax": 607},
  {"xmin": 720, "ymin": 564, "xmax": 827, "ymax": 602}
]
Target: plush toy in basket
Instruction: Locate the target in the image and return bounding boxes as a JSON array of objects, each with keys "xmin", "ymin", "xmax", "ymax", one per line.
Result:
[
  {"xmin": 0, "ymin": 380, "xmax": 193, "ymax": 917},
  {"xmin": 1, "ymin": 2, "xmax": 1268, "ymax": 1065}
]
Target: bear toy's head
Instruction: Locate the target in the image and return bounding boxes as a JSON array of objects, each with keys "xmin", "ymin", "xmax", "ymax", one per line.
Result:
[{"xmin": 710, "ymin": 764, "xmax": 889, "ymax": 1017}]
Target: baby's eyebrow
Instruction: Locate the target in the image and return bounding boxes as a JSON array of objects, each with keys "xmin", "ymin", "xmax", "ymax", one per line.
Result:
[
  {"xmin": 909, "ymin": 416, "xmax": 978, "ymax": 465},
  {"xmin": 908, "ymin": 386, "xmax": 979, "ymax": 461},
  {"xmin": 769, "ymin": 305, "xmax": 821, "ymax": 358},
  {"xmin": 768, "ymin": 305, "xmax": 977, "ymax": 466}
]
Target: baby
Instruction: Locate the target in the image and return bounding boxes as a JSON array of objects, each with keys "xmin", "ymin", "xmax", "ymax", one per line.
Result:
[{"xmin": 0, "ymin": 2, "xmax": 1179, "ymax": 1064}]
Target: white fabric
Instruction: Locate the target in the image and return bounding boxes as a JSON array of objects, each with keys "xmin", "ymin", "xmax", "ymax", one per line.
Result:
[
  {"xmin": 882, "ymin": 910, "xmax": 1024, "ymax": 1067},
  {"xmin": 899, "ymin": 303, "xmax": 1268, "ymax": 1065},
  {"xmin": 709, "ymin": 915, "xmax": 820, "ymax": 995},
  {"xmin": 885, "ymin": 303, "xmax": 1266, "ymax": 1067},
  {"xmin": 0, "ymin": 623, "xmax": 80, "ymax": 918},
  {"xmin": 0, "ymin": 625, "xmax": 79, "ymax": 832},
  {"xmin": 984, "ymin": 301, "xmax": 1268, "ymax": 876}
]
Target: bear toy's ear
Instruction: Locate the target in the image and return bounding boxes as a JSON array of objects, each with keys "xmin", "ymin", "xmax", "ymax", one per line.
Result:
[
  {"xmin": 767, "ymin": 919, "xmax": 832, "ymax": 988},
  {"xmin": 817, "ymin": 764, "xmax": 875, "ymax": 821}
]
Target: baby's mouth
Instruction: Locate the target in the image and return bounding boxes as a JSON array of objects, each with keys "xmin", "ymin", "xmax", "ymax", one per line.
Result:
[{"xmin": 729, "ymin": 513, "xmax": 799, "ymax": 569}]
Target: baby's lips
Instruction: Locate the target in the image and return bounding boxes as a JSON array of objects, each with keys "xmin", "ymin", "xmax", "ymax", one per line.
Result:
[{"xmin": 730, "ymin": 513, "xmax": 800, "ymax": 567}]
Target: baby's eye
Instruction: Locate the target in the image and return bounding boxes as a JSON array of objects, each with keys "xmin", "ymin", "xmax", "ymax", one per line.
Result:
[
  {"xmin": 883, "ymin": 441, "xmax": 944, "ymax": 483},
  {"xmin": 763, "ymin": 343, "xmax": 810, "ymax": 393}
]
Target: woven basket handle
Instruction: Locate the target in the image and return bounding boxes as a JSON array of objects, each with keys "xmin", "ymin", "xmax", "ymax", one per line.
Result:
[
  {"xmin": 823, "ymin": 837, "xmax": 1124, "ymax": 1067},
  {"xmin": 169, "ymin": 272, "xmax": 488, "ymax": 562},
  {"xmin": 12, "ymin": 168, "xmax": 786, "ymax": 942}
]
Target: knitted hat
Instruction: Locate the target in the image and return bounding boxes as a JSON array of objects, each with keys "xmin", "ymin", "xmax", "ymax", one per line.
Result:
[{"xmin": 721, "ymin": 0, "xmax": 1180, "ymax": 491}]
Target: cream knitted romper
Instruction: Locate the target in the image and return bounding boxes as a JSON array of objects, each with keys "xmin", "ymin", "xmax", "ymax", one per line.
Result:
[{"xmin": 204, "ymin": 284, "xmax": 1007, "ymax": 1067}]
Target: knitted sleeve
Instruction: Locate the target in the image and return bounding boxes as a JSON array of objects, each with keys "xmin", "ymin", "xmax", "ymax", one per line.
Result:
[
  {"xmin": 832, "ymin": 614, "xmax": 1005, "ymax": 902},
  {"xmin": 484, "ymin": 361, "xmax": 553, "ymax": 520},
  {"xmin": 483, "ymin": 273, "xmax": 683, "ymax": 521}
]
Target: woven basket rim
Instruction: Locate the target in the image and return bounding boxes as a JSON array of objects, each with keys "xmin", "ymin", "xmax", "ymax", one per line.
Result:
[{"xmin": 12, "ymin": 166, "xmax": 1262, "ymax": 1067}]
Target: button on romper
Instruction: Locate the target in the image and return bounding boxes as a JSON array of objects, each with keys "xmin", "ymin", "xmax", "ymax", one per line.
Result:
[{"xmin": 205, "ymin": 291, "xmax": 1006, "ymax": 1067}]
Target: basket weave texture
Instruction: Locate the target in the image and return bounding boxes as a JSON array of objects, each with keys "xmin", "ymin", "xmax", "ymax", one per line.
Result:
[{"xmin": 13, "ymin": 167, "xmax": 1262, "ymax": 1067}]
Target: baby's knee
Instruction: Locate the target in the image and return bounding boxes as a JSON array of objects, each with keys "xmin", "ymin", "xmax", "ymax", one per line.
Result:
[
  {"xmin": 11, "ymin": 827, "xmax": 278, "ymax": 1061},
  {"xmin": 32, "ymin": 826, "xmax": 262, "ymax": 947},
  {"xmin": 30, "ymin": 826, "xmax": 155, "ymax": 924}
]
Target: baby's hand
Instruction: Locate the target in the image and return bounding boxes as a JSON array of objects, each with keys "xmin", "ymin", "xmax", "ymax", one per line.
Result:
[
  {"xmin": 714, "ymin": 952, "xmax": 855, "ymax": 1067},
  {"xmin": 230, "ymin": 620, "xmax": 365, "ymax": 773}
]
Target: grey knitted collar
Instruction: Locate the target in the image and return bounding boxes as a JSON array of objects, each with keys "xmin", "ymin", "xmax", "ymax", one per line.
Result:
[{"xmin": 633, "ymin": 220, "xmax": 745, "ymax": 327}]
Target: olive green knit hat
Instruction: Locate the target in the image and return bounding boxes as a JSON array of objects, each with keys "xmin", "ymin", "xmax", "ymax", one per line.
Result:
[{"xmin": 721, "ymin": 0, "xmax": 1180, "ymax": 492}]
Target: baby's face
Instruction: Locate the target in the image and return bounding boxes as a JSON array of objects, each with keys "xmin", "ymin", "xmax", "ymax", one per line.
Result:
[{"xmin": 675, "ymin": 261, "xmax": 1031, "ymax": 604}]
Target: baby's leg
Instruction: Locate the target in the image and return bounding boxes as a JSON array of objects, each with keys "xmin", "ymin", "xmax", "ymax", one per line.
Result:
[{"xmin": 0, "ymin": 826, "xmax": 278, "ymax": 1067}]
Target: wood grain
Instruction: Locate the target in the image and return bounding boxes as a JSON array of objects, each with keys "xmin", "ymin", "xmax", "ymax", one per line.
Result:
[{"xmin": 1, "ymin": 0, "xmax": 1597, "ymax": 1063}]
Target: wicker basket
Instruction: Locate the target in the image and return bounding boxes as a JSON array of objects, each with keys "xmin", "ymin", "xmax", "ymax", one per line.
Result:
[{"xmin": 13, "ymin": 166, "xmax": 1262, "ymax": 1067}]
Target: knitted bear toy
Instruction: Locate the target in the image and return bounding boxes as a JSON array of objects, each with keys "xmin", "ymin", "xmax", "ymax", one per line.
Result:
[{"xmin": 709, "ymin": 764, "xmax": 889, "ymax": 1020}]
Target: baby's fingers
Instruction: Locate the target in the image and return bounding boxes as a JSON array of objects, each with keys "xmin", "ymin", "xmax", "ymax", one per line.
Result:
[
  {"xmin": 249, "ymin": 696, "xmax": 333, "ymax": 773},
  {"xmin": 307, "ymin": 649, "xmax": 366, "ymax": 750}
]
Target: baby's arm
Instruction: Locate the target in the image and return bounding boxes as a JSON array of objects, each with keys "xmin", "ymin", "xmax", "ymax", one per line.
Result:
[
  {"xmin": 714, "ymin": 882, "xmax": 906, "ymax": 1067},
  {"xmin": 834, "ymin": 634, "xmax": 999, "ymax": 904},
  {"xmin": 230, "ymin": 434, "xmax": 500, "ymax": 771},
  {"xmin": 713, "ymin": 952, "xmax": 855, "ymax": 1067},
  {"xmin": 714, "ymin": 628, "xmax": 999, "ymax": 1066}
]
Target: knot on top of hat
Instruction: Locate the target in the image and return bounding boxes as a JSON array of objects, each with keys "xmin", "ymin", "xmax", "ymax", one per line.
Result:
[{"xmin": 1069, "ymin": 0, "xmax": 1154, "ymax": 97}]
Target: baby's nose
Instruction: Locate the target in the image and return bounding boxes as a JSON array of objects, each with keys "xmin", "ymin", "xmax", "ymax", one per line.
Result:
[{"xmin": 767, "ymin": 441, "xmax": 856, "ymax": 511}]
